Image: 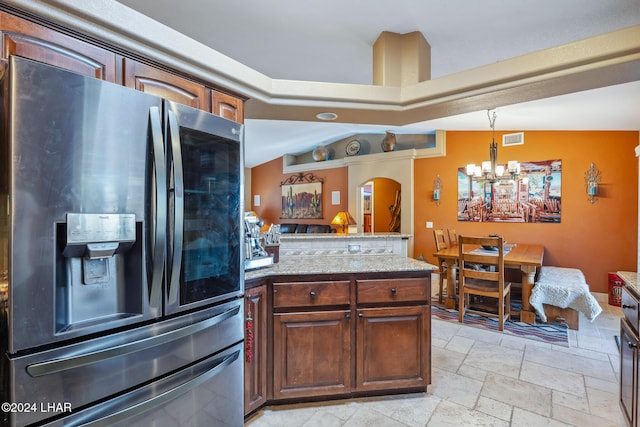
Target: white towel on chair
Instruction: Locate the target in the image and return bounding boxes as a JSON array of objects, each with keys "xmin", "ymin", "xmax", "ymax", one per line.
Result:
[{"xmin": 530, "ymin": 267, "xmax": 602, "ymax": 322}]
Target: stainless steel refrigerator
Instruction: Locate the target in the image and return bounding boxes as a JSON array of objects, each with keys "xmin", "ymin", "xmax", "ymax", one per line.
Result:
[{"xmin": 0, "ymin": 56, "xmax": 245, "ymax": 426}]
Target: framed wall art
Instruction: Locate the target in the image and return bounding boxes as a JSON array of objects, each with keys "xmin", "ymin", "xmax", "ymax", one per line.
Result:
[
  {"xmin": 280, "ymin": 172, "xmax": 323, "ymax": 219},
  {"xmin": 457, "ymin": 159, "xmax": 562, "ymax": 223}
]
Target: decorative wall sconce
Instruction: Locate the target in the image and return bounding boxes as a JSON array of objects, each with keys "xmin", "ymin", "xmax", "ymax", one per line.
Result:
[
  {"xmin": 584, "ymin": 163, "xmax": 602, "ymax": 204},
  {"xmin": 433, "ymin": 174, "xmax": 442, "ymax": 206}
]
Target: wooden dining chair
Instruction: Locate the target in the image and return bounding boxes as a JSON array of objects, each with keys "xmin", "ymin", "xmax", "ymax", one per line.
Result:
[
  {"xmin": 447, "ymin": 228, "xmax": 458, "ymax": 246},
  {"xmin": 433, "ymin": 229, "xmax": 448, "ymax": 252},
  {"xmin": 433, "ymin": 229, "xmax": 450, "ymax": 304},
  {"xmin": 458, "ymin": 235, "xmax": 511, "ymax": 331}
]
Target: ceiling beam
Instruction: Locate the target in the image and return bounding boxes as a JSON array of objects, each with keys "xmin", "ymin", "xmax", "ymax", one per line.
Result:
[
  {"xmin": 245, "ymin": 25, "xmax": 640, "ymax": 125},
  {"xmin": 12, "ymin": 1, "xmax": 640, "ymax": 126}
]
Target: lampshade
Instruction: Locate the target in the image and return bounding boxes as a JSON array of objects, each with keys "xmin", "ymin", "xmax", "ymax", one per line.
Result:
[{"xmin": 331, "ymin": 211, "xmax": 356, "ymax": 233}]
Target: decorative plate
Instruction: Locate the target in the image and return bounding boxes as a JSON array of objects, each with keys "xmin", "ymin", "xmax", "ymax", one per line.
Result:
[{"xmin": 345, "ymin": 139, "xmax": 361, "ymax": 156}]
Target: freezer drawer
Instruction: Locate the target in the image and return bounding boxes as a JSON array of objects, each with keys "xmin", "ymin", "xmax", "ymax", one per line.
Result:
[
  {"xmin": 41, "ymin": 342, "xmax": 244, "ymax": 427},
  {"xmin": 8, "ymin": 298, "xmax": 243, "ymax": 426}
]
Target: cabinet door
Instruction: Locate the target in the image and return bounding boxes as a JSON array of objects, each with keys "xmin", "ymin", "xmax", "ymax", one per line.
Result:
[
  {"xmin": 244, "ymin": 284, "xmax": 268, "ymax": 416},
  {"xmin": 212, "ymin": 90, "xmax": 244, "ymax": 123},
  {"xmin": 273, "ymin": 310, "xmax": 351, "ymax": 399},
  {"xmin": 356, "ymin": 306, "xmax": 430, "ymax": 391},
  {"xmin": 0, "ymin": 11, "xmax": 117, "ymax": 82},
  {"xmin": 123, "ymin": 58, "xmax": 209, "ymax": 111},
  {"xmin": 622, "ymin": 286, "xmax": 639, "ymax": 334},
  {"xmin": 620, "ymin": 318, "xmax": 638, "ymax": 427}
]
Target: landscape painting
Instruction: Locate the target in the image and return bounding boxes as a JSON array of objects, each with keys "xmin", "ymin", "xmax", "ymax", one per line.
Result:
[{"xmin": 281, "ymin": 181, "xmax": 323, "ymax": 219}]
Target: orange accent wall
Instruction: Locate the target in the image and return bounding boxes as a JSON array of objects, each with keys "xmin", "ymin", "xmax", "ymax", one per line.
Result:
[
  {"xmin": 414, "ymin": 130, "xmax": 638, "ymax": 293},
  {"xmin": 249, "ymin": 157, "xmax": 349, "ymax": 230},
  {"xmin": 249, "ymin": 131, "xmax": 638, "ymax": 293}
]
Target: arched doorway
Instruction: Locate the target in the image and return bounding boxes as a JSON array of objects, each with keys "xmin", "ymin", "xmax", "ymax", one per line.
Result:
[
  {"xmin": 360, "ymin": 178, "xmax": 401, "ymax": 232},
  {"xmin": 347, "ymin": 155, "xmax": 415, "ymax": 256}
]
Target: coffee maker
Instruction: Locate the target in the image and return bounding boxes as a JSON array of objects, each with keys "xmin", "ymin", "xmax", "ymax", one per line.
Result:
[{"xmin": 244, "ymin": 212, "xmax": 274, "ymax": 270}]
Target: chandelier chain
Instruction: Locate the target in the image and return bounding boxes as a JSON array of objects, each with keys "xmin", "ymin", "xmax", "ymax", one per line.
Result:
[{"xmin": 487, "ymin": 109, "xmax": 497, "ymax": 140}]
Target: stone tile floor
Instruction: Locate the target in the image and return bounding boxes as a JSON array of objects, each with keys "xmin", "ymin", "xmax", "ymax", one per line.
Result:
[{"xmin": 244, "ymin": 294, "xmax": 625, "ymax": 426}]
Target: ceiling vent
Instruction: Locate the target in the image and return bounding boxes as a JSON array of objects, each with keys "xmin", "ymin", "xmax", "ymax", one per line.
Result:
[{"xmin": 502, "ymin": 132, "xmax": 524, "ymax": 146}]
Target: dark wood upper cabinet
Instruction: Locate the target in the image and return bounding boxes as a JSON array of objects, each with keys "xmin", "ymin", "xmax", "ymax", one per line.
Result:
[
  {"xmin": 0, "ymin": 11, "xmax": 116, "ymax": 82},
  {"xmin": 212, "ymin": 90, "xmax": 244, "ymax": 123},
  {"xmin": 0, "ymin": 10, "xmax": 245, "ymax": 121},
  {"xmin": 123, "ymin": 58, "xmax": 210, "ymax": 111}
]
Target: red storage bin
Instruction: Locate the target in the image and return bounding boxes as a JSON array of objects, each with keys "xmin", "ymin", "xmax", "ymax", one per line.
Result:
[{"xmin": 608, "ymin": 272, "xmax": 623, "ymax": 307}]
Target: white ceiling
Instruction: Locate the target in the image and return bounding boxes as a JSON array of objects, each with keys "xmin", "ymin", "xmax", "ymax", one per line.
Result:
[{"xmin": 115, "ymin": 0, "xmax": 640, "ymax": 167}]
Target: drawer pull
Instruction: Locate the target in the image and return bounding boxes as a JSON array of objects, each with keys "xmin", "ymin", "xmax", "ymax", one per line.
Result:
[
  {"xmin": 391, "ymin": 288, "xmax": 397, "ymax": 295},
  {"xmin": 629, "ymin": 341, "xmax": 638, "ymax": 349},
  {"xmin": 309, "ymin": 291, "xmax": 316, "ymax": 298},
  {"xmin": 622, "ymin": 304, "xmax": 636, "ymax": 309},
  {"xmin": 345, "ymin": 313, "xmax": 351, "ymax": 320},
  {"xmin": 358, "ymin": 313, "xmax": 364, "ymax": 318}
]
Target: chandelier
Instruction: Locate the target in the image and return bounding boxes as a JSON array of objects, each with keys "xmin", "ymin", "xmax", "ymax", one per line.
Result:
[{"xmin": 466, "ymin": 109, "xmax": 520, "ymax": 182}]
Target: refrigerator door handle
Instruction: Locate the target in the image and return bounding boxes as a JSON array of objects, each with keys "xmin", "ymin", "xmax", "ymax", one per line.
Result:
[
  {"xmin": 148, "ymin": 106, "xmax": 167, "ymax": 310},
  {"xmin": 26, "ymin": 305, "xmax": 240, "ymax": 377},
  {"xmin": 73, "ymin": 350, "xmax": 240, "ymax": 427},
  {"xmin": 167, "ymin": 109, "xmax": 184, "ymax": 305}
]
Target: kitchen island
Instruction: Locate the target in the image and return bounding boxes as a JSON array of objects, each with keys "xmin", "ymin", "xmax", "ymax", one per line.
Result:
[{"xmin": 243, "ymin": 255, "xmax": 436, "ymax": 417}]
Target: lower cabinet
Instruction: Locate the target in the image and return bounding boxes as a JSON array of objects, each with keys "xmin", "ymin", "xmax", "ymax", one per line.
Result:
[
  {"xmin": 356, "ymin": 305, "xmax": 430, "ymax": 391},
  {"xmin": 243, "ymin": 273, "xmax": 431, "ymax": 420},
  {"xmin": 244, "ymin": 284, "xmax": 268, "ymax": 416},
  {"xmin": 620, "ymin": 318, "xmax": 637, "ymax": 427},
  {"xmin": 273, "ymin": 310, "xmax": 351, "ymax": 399},
  {"xmin": 269, "ymin": 274, "xmax": 431, "ymax": 405},
  {"xmin": 621, "ymin": 284, "xmax": 640, "ymax": 427}
]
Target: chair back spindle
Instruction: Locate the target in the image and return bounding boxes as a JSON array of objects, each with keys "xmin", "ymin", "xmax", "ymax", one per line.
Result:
[{"xmin": 447, "ymin": 229, "xmax": 458, "ymax": 246}]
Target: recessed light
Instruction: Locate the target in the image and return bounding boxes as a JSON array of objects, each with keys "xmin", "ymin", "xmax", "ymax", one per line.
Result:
[{"xmin": 315, "ymin": 112, "xmax": 338, "ymax": 121}]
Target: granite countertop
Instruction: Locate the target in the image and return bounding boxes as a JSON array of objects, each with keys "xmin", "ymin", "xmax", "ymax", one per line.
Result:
[
  {"xmin": 618, "ymin": 271, "xmax": 638, "ymax": 291},
  {"xmin": 279, "ymin": 233, "xmax": 411, "ymax": 240},
  {"xmin": 245, "ymin": 255, "xmax": 437, "ymax": 280}
]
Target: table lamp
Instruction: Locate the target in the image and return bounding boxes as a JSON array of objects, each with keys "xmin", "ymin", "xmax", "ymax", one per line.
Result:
[{"xmin": 331, "ymin": 211, "xmax": 356, "ymax": 234}]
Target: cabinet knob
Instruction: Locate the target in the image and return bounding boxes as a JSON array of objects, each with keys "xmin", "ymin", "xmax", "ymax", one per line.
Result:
[
  {"xmin": 391, "ymin": 288, "xmax": 397, "ymax": 295},
  {"xmin": 358, "ymin": 312, "xmax": 364, "ymax": 318},
  {"xmin": 622, "ymin": 304, "xmax": 636, "ymax": 309},
  {"xmin": 309, "ymin": 291, "xmax": 316, "ymax": 298},
  {"xmin": 345, "ymin": 313, "xmax": 351, "ymax": 319},
  {"xmin": 629, "ymin": 341, "xmax": 638, "ymax": 349}
]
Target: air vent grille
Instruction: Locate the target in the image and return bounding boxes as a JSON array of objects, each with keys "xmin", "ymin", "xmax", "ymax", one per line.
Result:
[{"xmin": 503, "ymin": 132, "xmax": 524, "ymax": 146}]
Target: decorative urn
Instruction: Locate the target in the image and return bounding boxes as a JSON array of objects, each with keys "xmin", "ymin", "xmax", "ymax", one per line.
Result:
[
  {"xmin": 312, "ymin": 145, "xmax": 329, "ymax": 161},
  {"xmin": 381, "ymin": 131, "xmax": 397, "ymax": 152}
]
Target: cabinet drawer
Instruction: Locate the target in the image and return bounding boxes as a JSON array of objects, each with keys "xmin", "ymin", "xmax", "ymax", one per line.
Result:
[
  {"xmin": 621, "ymin": 286, "xmax": 639, "ymax": 334},
  {"xmin": 273, "ymin": 281, "xmax": 350, "ymax": 308},
  {"xmin": 356, "ymin": 278, "xmax": 428, "ymax": 304}
]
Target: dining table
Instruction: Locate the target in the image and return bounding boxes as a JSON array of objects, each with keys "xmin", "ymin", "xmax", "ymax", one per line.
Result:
[{"xmin": 433, "ymin": 243, "xmax": 545, "ymax": 324}]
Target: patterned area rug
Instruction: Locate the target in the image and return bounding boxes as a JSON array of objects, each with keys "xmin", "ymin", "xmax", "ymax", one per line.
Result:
[{"xmin": 432, "ymin": 305, "xmax": 569, "ymax": 347}]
